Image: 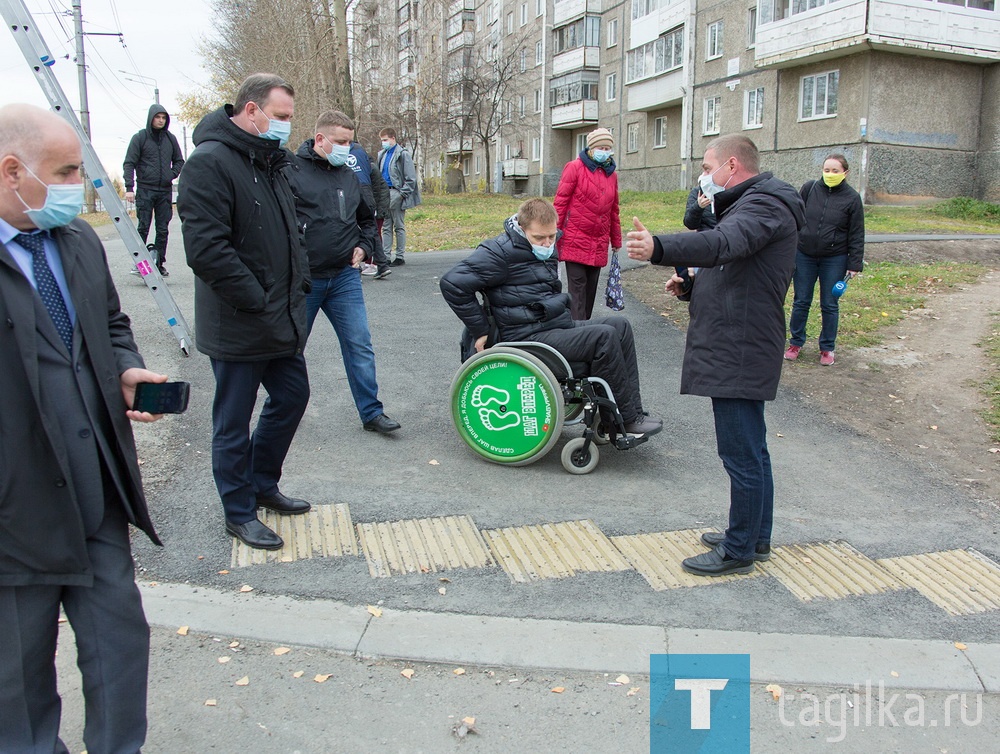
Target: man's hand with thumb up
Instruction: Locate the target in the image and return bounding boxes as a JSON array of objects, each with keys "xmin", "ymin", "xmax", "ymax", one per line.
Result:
[{"xmin": 626, "ymin": 216, "xmax": 654, "ymax": 261}]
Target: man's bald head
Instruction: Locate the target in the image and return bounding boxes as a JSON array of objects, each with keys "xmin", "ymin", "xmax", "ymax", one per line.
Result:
[{"xmin": 0, "ymin": 104, "xmax": 77, "ymax": 167}]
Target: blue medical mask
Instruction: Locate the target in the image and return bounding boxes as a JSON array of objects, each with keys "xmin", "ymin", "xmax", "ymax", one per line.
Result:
[
  {"xmin": 381, "ymin": 140, "xmax": 392, "ymax": 150},
  {"xmin": 592, "ymin": 149, "xmax": 612, "ymax": 164},
  {"xmin": 325, "ymin": 143, "xmax": 351, "ymax": 167},
  {"xmin": 15, "ymin": 164, "xmax": 84, "ymax": 230},
  {"xmin": 531, "ymin": 243, "xmax": 556, "ymax": 261},
  {"xmin": 251, "ymin": 107, "xmax": 291, "ymax": 147}
]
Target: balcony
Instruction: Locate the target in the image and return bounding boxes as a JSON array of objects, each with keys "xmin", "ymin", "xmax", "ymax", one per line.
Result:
[
  {"xmin": 448, "ymin": 101, "xmax": 472, "ymax": 119},
  {"xmin": 626, "ymin": 67, "xmax": 684, "ymax": 112},
  {"xmin": 446, "ymin": 138, "xmax": 474, "ymax": 155},
  {"xmin": 629, "ymin": 1, "xmax": 688, "ymax": 49},
  {"xmin": 551, "ymin": 100, "xmax": 599, "ymax": 129},
  {"xmin": 754, "ymin": 0, "xmax": 1000, "ymax": 68},
  {"xmin": 552, "ymin": 46, "xmax": 600, "ymax": 76},
  {"xmin": 552, "ymin": 0, "xmax": 603, "ymax": 26},
  {"xmin": 448, "ymin": 30, "xmax": 476, "ymax": 51},
  {"xmin": 448, "ymin": 0, "xmax": 476, "ymax": 16},
  {"xmin": 502, "ymin": 158, "xmax": 530, "ymax": 178}
]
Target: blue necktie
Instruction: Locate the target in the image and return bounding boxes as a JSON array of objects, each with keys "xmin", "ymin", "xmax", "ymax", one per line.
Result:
[{"xmin": 16, "ymin": 232, "xmax": 74, "ymax": 353}]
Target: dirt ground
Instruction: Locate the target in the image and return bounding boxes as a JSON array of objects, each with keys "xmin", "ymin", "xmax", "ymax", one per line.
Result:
[{"xmin": 622, "ymin": 239, "xmax": 1000, "ymax": 511}]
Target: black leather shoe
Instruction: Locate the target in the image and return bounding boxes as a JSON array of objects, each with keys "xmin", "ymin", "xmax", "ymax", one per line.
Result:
[
  {"xmin": 391, "ymin": 257, "xmax": 405, "ymax": 266},
  {"xmin": 255, "ymin": 491, "xmax": 311, "ymax": 515},
  {"xmin": 701, "ymin": 531, "xmax": 771, "ymax": 562},
  {"xmin": 623, "ymin": 415, "xmax": 662, "ymax": 437},
  {"xmin": 681, "ymin": 545, "xmax": 755, "ymax": 576},
  {"xmin": 363, "ymin": 413, "xmax": 401, "ymax": 434},
  {"xmin": 226, "ymin": 518, "xmax": 283, "ymax": 550}
]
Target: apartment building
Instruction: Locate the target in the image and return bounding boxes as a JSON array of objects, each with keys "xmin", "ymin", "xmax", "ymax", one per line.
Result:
[{"xmin": 358, "ymin": 0, "xmax": 999, "ymax": 202}]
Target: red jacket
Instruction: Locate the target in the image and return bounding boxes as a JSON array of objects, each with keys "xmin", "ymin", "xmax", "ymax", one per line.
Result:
[{"xmin": 553, "ymin": 152, "xmax": 622, "ymax": 267}]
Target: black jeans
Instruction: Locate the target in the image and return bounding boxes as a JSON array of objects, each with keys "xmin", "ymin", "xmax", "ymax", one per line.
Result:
[
  {"xmin": 564, "ymin": 261, "xmax": 602, "ymax": 320},
  {"xmin": 135, "ymin": 188, "xmax": 172, "ymax": 266}
]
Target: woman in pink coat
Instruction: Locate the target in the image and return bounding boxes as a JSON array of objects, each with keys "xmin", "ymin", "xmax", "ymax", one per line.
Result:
[{"xmin": 553, "ymin": 127, "xmax": 622, "ymax": 320}]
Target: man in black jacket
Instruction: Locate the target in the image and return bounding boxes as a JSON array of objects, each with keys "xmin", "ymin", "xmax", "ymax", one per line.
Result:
[
  {"xmin": 178, "ymin": 73, "xmax": 312, "ymax": 551},
  {"xmin": 123, "ymin": 104, "xmax": 183, "ymax": 276},
  {"xmin": 627, "ymin": 135, "xmax": 805, "ymax": 577},
  {"xmin": 287, "ymin": 110, "xmax": 400, "ymax": 435},
  {"xmin": 441, "ymin": 198, "xmax": 661, "ymax": 437}
]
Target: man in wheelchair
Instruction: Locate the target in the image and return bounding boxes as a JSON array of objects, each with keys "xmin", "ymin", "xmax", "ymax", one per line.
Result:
[{"xmin": 440, "ymin": 198, "xmax": 662, "ymax": 438}]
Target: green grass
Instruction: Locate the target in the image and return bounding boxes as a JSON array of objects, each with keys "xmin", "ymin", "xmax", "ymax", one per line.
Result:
[
  {"xmin": 788, "ymin": 262, "xmax": 987, "ymax": 350},
  {"xmin": 980, "ymin": 312, "xmax": 1000, "ymax": 444}
]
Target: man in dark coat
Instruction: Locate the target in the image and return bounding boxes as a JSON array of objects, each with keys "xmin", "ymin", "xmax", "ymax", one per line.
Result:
[
  {"xmin": 0, "ymin": 103, "xmax": 166, "ymax": 753},
  {"xmin": 440, "ymin": 198, "xmax": 662, "ymax": 437},
  {"xmin": 178, "ymin": 73, "xmax": 312, "ymax": 551},
  {"xmin": 287, "ymin": 109, "xmax": 400, "ymax": 435},
  {"xmin": 123, "ymin": 103, "xmax": 184, "ymax": 276},
  {"xmin": 627, "ymin": 134, "xmax": 805, "ymax": 577}
]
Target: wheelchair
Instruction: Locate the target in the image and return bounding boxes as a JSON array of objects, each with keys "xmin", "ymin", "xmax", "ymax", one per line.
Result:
[{"xmin": 449, "ymin": 339, "xmax": 653, "ymax": 475}]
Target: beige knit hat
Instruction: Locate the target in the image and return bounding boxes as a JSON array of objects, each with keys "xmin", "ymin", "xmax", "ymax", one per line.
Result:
[{"xmin": 587, "ymin": 127, "xmax": 614, "ymax": 150}]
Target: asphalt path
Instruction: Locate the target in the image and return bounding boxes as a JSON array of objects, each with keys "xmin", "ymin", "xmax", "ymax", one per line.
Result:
[{"xmin": 108, "ymin": 219, "xmax": 1000, "ymax": 645}]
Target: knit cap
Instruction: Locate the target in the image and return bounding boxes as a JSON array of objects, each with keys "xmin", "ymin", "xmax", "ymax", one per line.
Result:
[{"xmin": 587, "ymin": 128, "xmax": 614, "ymax": 150}]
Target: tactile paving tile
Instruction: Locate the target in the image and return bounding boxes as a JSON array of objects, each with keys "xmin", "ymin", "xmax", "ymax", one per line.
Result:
[
  {"xmin": 231, "ymin": 504, "xmax": 356, "ymax": 568},
  {"xmin": 610, "ymin": 528, "xmax": 763, "ymax": 590},
  {"xmin": 483, "ymin": 519, "xmax": 633, "ymax": 583},
  {"xmin": 877, "ymin": 549, "xmax": 1000, "ymax": 616},
  {"xmin": 759, "ymin": 541, "xmax": 906, "ymax": 602},
  {"xmin": 356, "ymin": 515, "xmax": 494, "ymax": 578}
]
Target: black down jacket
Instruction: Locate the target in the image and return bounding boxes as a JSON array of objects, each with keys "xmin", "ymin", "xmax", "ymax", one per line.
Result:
[
  {"xmin": 122, "ymin": 104, "xmax": 184, "ymax": 192},
  {"xmin": 797, "ymin": 179, "xmax": 865, "ymax": 272},
  {"xmin": 177, "ymin": 105, "xmax": 309, "ymax": 361},
  {"xmin": 440, "ymin": 215, "xmax": 573, "ymax": 342},
  {"xmin": 652, "ymin": 172, "xmax": 805, "ymax": 401}
]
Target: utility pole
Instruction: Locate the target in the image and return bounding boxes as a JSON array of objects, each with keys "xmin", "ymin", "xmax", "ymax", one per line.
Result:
[
  {"xmin": 72, "ymin": 0, "xmax": 96, "ymax": 213},
  {"xmin": 120, "ymin": 71, "xmax": 158, "ymax": 104},
  {"xmin": 181, "ymin": 124, "xmax": 188, "ymax": 158}
]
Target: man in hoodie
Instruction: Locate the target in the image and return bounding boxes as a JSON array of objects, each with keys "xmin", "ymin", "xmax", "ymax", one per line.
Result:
[
  {"xmin": 123, "ymin": 104, "xmax": 184, "ymax": 276},
  {"xmin": 286, "ymin": 110, "xmax": 401, "ymax": 435},
  {"xmin": 177, "ymin": 73, "xmax": 312, "ymax": 551},
  {"xmin": 440, "ymin": 198, "xmax": 662, "ymax": 439},
  {"xmin": 626, "ymin": 135, "xmax": 805, "ymax": 577},
  {"xmin": 376, "ymin": 127, "xmax": 420, "ymax": 265}
]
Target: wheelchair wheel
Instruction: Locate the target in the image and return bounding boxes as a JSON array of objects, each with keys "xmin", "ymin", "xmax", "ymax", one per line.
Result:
[
  {"xmin": 593, "ymin": 421, "xmax": 611, "ymax": 446},
  {"xmin": 450, "ymin": 346, "xmax": 565, "ymax": 466},
  {"xmin": 561, "ymin": 437, "xmax": 599, "ymax": 474}
]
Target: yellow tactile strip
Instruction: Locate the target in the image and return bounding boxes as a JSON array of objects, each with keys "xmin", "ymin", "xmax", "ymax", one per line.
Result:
[
  {"xmin": 610, "ymin": 528, "xmax": 763, "ymax": 590},
  {"xmin": 758, "ymin": 541, "xmax": 906, "ymax": 602},
  {"xmin": 231, "ymin": 504, "xmax": 356, "ymax": 568},
  {"xmin": 356, "ymin": 516, "xmax": 494, "ymax": 578},
  {"xmin": 483, "ymin": 519, "xmax": 633, "ymax": 583},
  {"xmin": 877, "ymin": 549, "xmax": 1000, "ymax": 616}
]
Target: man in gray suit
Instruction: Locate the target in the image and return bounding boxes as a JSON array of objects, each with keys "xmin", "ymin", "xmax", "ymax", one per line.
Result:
[
  {"xmin": 376, "ymin": 127, "xmax": 420, "ymax": 266},
  {"xmin": 0, "ymin": 104, "xmax": 166, "ymax": 753}
]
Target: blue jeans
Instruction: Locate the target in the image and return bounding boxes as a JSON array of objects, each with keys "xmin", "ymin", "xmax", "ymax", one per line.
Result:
[
  {"xmin": 788, "ymin": 251, "xmax": 849, "ymax": 352},
  {"xmin": 712, "ymin": 398, "xmax": 773, "ymax": 561},
  {"xmin": 305, "ymin": 266, "xmax": 383, "ymax": 424}
]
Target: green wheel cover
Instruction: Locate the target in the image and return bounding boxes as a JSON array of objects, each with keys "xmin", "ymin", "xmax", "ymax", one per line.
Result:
[{"xmin": 449, "ymin": 347, "xmax": 564, "ymax": 465}]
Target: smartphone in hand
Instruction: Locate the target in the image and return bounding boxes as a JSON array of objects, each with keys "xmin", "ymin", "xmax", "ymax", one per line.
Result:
[{"xmin": 133, "ymin": 381, "xmax": 190, "ymax": 414}]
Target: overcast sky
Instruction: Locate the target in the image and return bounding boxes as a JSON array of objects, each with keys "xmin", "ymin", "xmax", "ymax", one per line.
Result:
[{"xmin": 0, "ymin": 0, "xmax": 214, "ymax": 179}]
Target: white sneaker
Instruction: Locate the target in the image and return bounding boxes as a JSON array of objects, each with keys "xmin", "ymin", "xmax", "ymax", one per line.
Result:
[{"xmin": 360, "ymin": 263, "xmax": 377, "ymax": 276}]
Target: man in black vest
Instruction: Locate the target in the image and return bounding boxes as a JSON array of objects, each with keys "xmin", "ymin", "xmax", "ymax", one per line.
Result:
[{"xmin": 0, "ymin": 103, "xmax": 166, "ymax": 753}]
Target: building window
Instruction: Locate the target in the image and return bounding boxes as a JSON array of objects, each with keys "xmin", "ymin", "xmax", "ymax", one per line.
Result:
[
  {"xmin": 462, "ymin": 156, "xmax": 471, "ymax": 176},
  {"xmin": 519, "ymin": 94, "xmax": 526, "ymax": 116},
  {"xmin": 536, "ymin": 0, "xmax": 543, "ymax": 16},
  {"xmin": 653, "ymin": 117, "xmax": 667, "ymax": 148},
  {"xmin": 520, "ymin": 49, "xmax": 527, "ymax": 71},
  {"xmin": 398, "ymin": 3, "xmax": 410, "ymax": 24},
  {"xmin": 549, "ymin": 71, "xmax": 599, "ymax": 106},
  {"xmin": 576, "ymin": 133, "xmax": 588, "ymax": 153},
  {"xmin": 744, "ymin": 87, "xmax": 764, "ymax": 128},
  {"xmin": 505, "ymin": 100, "xmax": 513, "ymax": 123},
  {"xmin": 632, "ymin": 0, "xmax": 666, "ymax": 21},
  {"xmin": 532, "ymin": 137, "xmax": 541, "ymax": 161},
  {"xmin": 607, "ymin": 17, "xmax": 618, "ymax": 47},
  {"xmin": 504, "ymin": 143, "xmax": 512, "ymax": 160},
  {"xmin": 704, "ymin": 96, "xmax": 721, "ymax": 135},
  {"xmin": 553, "ymin": 16, "xmax": 600, "ymax": 54},
  {"xmin": 800, "ymin": 70, "xmax": 839, "ymax": 120},
  {"xmin": 626, "ymin": 123, "xmax": 640, "ymax": 152},
  {"xmin": 507, "ymin": 11, "xmax": 514, "ymax": 34},
  {"xmin": 626, "ymin": 26, "xmax": 684, "ymax": 83},
  {"xmin": 606, "ymin": 72, "xmax": 617, "ymax": 102},
  {"xmin": 534, "ymin": 88, "xmax": 543, "ymax": 112},
  {"xmin": 536, "ymin": 40, "xmax": 543, "ymax": 65},
  {"xmin": 476, "ymin": 12, "xmax": 482, "ymax": 31},
  {"xmin": 520, "ymin": 2, "xmax": 527, "ymax": 25},
  {"xmin": 707, "ymin": 21, "xmax": 724, "ymax": 59},
  {"xmin": 475, "ymin": 155, "xmax": 481, "ymax": 174},
  {"xmin": 747, "ymin": 6, "xmax": 758, "ymax": 48}
]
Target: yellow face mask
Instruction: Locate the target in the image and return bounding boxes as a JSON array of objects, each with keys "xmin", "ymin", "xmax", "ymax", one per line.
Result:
[{"xmin": 823, "ymin": 172, "xmax": 846, "ymax": 188}]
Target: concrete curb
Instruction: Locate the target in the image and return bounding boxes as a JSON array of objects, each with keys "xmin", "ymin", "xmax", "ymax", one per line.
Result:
[{"xmin": 140, "ymin": 582, "xmax": 997, "ymax": 693}]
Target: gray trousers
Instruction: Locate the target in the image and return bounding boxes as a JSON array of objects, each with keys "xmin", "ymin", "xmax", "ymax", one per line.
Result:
[
  {"xmin": 0, "ymin": 503, "xmax": 149, "ymax": 754},
  {"xmin": 382, "ymin": 189, "xmax": 407, "ymax": 258}
]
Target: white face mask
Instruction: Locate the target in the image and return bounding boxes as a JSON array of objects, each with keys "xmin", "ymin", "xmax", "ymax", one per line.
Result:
[{"xmin": 698, "ymin": 161, "xmax": 734, "ymax": 200}]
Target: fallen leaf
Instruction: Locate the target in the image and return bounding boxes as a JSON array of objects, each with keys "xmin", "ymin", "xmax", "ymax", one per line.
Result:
[
  {"xmin": 235, "ymin": 676, "xmax": 250, "ymax": 686},
  {"xmin": 889, "ymin": 394, "xmax": 899, "ymax": 399},
  {"xmin": 775, "ymin": 433, "xmax": 784, "ymax": 438},
  {"xmin": 551, "ymin": 687, "xmax": 565, "ymax": 693},
  {"xmin": 802, "ymin": 558, "xmax": 812, "ymax": 564},
  {"xmin": 881, "ymin": 311, "xmax": 889, "ymax": 317},
  {"xmin": 218, "ymin": 570, "xmax": 230, "ymax": 575},
  {"xmin": 438, "ymin": 587, "xmax": 447, "ymax": 595},
  {"xmin": 239, "ymin": 585, "xmax": 253, "ymax": 593},
  {"xmin": 954, "ymin": 642, "xmax": 968, "ymax": 651},
  {"xmin": 917, "ymin": 444, "xmax": 929, "ymax": 449},
  {"xmin": 293, "ymin": 670, "xmax": 304, "ymax": 678},
  {"xmin": 429, "ymin": 459, "xmax": 440, "ymax": 465},
  {"xmin": 229, "ymin": 641, "xmax": 240, "ymax": 648},
  {"xmin": 990, "ymin": 448, "xmax": 1000, "ymax": 454},
  {"xmin": 766, "ymin": 683, "xmax": 783, "ymax": 700},
  {"xmin": 149, "ymin": 581, "xmax": 159, "ymax": 587},
  {"xmin": 274, "ymin": 647, "xmax": 291, "ymax": 656},
  {"xmin": 177, "ymin": 625, "xmax": 189, "ymax": 636},
  {"xmin": 616, "ymin": 674, "xmax": 630, "ymax": 684},
  {"xmin": 204, "ymin": 699, "xmax": 217, "ymax": 706},
  {"xmin": 930, "ymin": 425, "xmax": 938, "ymax": 431},
  {"xmin": 217, "ymin": 656, "xmax": 231, "ymax": 664},
  {"xmin": 627, "ymin": 687, "xmax": 640, "ymax": 697},
  {"xmin": 401, "ymin": 668, "xmax": 415, "ymax": 679},
  {"xmin": 462, "ymin": 716, "xmax": 476, "ymax": 726},
  {"xmin": 197, "ymin": 555, "xmax": 205, "ymax": 560},
  {"xmin": 890, "ymin": 671, "xmax": 899, "ymax": 678},
  {"xmin": 439, "ymin": 577, "xmax": 451, "ymax": 583},
  {"xmin": 367, "ymin": 605, "xmax": 383, "ymax": 618},
  {"xmin": 314, "ymin": 674, "xmax": 331, "ymax": 683},
  {"xmin": 454, "ymin": 668, "xmax": 466, "ymax": 675}
]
